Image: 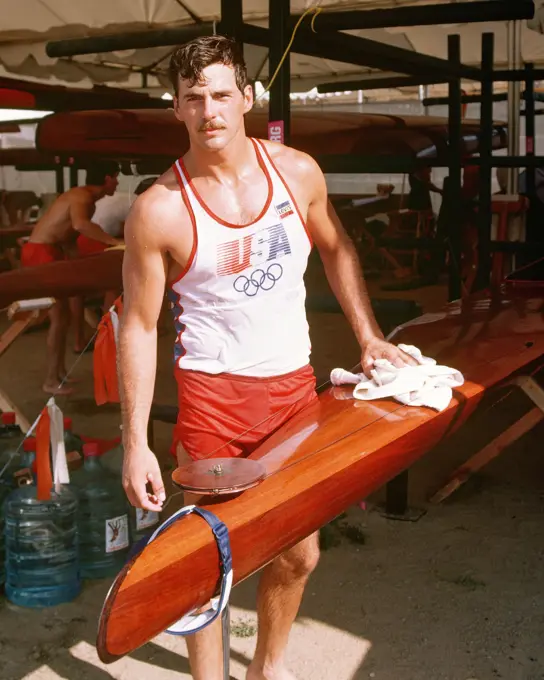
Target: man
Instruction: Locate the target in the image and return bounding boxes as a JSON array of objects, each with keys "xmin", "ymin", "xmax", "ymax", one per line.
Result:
[
  {"xmin": 21, "ymin": 162, "xmax": 121, "ymax": 394},
  {"xmin": 74, "ymin": 177, "xmax": 159, "ymax": 337},
  {"xmin": 407, "ymin": 163, "xmax": 442, "ymax": 212},
  {"xmin": 119, "ymin": 36, "xmax": 415, "ymax": 680},
  {"xmin": 76, "ymin": 175, "xmax": 159, "ymax": 256}
]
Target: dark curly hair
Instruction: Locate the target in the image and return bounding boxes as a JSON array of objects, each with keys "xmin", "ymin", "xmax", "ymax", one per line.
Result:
[
  {"xmin": 168, "ymin": 35, "xmax": 248, "ymax": 97},
  {"xmin": 85, "ymin": 161, "xmax": 119, "ymax": 186}
]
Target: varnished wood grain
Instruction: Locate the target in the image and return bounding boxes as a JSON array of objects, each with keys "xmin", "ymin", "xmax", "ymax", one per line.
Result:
[
  {"xmin": 97, "ymin": 281, "xmax": 544, "ymax": 662},
  {"xmin": 36, "ymin": 108, "xmax": 506, "ymax": 161},
  {"xmin": 0, "ymin": 248, "xmax": 123, "ymax": 307}
]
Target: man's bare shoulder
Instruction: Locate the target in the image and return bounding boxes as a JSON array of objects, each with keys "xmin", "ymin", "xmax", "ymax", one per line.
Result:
[
  {"xmin": 63, "ymin": 186, "xmax": 94, "ymax": 207},
  {"xmin": 125, "ymin": 168, "xmax": 189, "ymax": 245},
  {"xmin": 259, "ymin": 139, "xmax": 322, "ymax": 183}
]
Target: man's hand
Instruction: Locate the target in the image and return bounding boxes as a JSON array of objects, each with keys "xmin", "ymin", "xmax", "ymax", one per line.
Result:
[
  {"xmin": 361, "ymin": 336, "xmax": 419, "ymax": 378},
  {"xmin": 122, "ymin": 445, "xmax": 166, "ymax": 512}
]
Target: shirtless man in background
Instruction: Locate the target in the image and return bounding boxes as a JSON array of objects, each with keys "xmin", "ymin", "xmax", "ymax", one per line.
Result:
[
  {"xmin": 21, "ymin": 162, "xmax": 122, "ymax": 394},
  {"xmin": 119, "ymin": 37, "xmax": 415, "ymax": 680}
]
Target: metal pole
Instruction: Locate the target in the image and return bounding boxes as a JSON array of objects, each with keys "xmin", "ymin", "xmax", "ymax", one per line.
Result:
[
  {"xmin": 419, "ymin": 84, "xmax": 429, "ymax": 115},
  {"xmin": 478, "ymin": 33, "xmax": 494, "ymax": 290},
  {"xmin": 221, "ymin": 0, "xmax": 243, "ymax": 41},
  {"xmin": 268, "ymin": 0, "xmax": 291, "ymax": 145},
  {"xmin": 55, "ymin": 166, "xmax": 65, "ymax": 194},
  {"xmin": 525, "ymin": 62, "xmax": 536, "ymax": 250},
  {"xmin": 292, "ymin": 1, "xmax": 535, "ymax": 31},
  {"xmin": 69, "ymin": 164, "xmax": 78, "ymax": 189},
  {"xmin": 507, "ymin": 20, "xmax": 522, "ymax": 194},
  {"xmin": 447, "ymin": 34, "xmax": 462, "ymax": 301},
  {"xmin": 221, "ymin": 605, "xmax": 231, "ymax": 680}
]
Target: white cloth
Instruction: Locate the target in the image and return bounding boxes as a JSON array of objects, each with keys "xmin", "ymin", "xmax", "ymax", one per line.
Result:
[
  {"xmin": 92, "ymin": 193, "xmax": 133, "ymax": 237},
  {"xmin": 330, "ymin": 344, "xmax": 464, "ymax": 412}
]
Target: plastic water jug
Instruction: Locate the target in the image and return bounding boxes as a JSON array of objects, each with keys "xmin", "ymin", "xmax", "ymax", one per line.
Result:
[
  {"xmin": 0, "ymin": 481, "xmax": 11, "ymax": 585},
  {"xmin": 100, "ymin": 439, "xmax": 160, "ymax": 543},
  {"xmin": 71, "ymin": 443, "xmax": 130, "ymax": 578},
  {"xmin": 4, "ymin": 483, "xmax": 81, "ymax": 607},
  {"xmin": 63, "ymin": 417, "xmax": 84, "ymax": 470},
  {"xmin": 0, "ymin": 412, "xmax": 24, "ymax": 485},
  {"xmin": 100, "ymin": 440, "xmax": 124, "ymax": 476}
]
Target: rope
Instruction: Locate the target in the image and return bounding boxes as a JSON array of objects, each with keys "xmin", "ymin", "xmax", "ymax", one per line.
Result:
[
  {"xmin": 0, "ymin": 321, "xmax": 101, "ymax": 482},
  {"xmin": 257, "ymin": 6, "xmax": 322, "ymax": 100}
]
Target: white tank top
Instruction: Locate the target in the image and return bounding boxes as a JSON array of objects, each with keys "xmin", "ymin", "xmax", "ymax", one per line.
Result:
[{"xmin": 168, "ymin": 138, "xmax": 313, "ymax": 377}]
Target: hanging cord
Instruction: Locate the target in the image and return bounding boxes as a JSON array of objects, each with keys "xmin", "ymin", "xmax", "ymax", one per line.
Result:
[
  {"xmin": 0, "ymin": 321, "xmax": 101, "ymax": 482},
  {"xmin": 257, "ymin": 6, "xmax": 322, "ymax": 100}
]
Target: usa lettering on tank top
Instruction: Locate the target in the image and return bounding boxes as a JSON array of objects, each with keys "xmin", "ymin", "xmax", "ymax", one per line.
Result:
[{"xmin": 168, "ymin": 138, "xmax": 313, "ymax": 377}]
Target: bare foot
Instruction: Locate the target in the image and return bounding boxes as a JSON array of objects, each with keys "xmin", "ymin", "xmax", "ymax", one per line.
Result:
[
  {"xmin": 58, "ymin": 374, "xmax": 80, "ymax": 384},
  {"xmin": 246, "ymin": 664, "xmax": 298, "ymax": 680},
  {"xmin": 43, "ymin": 382, "xmax": 74, "ymax": 396}
]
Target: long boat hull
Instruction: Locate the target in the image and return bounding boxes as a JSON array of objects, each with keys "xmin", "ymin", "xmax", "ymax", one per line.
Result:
[
  {"xmin": 97, "ymin": 276, "xmax": 544, "ymax": 663},
  {"xmin": 0, "ymin": 248, "xmax": 123, "ymax": 308}
]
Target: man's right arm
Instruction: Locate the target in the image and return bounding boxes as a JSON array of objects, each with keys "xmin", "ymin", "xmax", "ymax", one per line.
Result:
[
  {"xmin": 70, "ymin": 198, "xmax": 122, "ymax": 246},
  {"xmin": 118, "ymin": 195, "xmax": 168, "ymax": 511}
]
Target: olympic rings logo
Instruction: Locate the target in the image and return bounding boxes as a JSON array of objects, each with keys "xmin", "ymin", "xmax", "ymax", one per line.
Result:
[{"xmin": 233, "ymin": 263, "xmax": 283, "ymax": 297}]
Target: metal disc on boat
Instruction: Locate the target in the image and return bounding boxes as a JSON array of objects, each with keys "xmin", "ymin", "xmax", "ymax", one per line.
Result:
[{"xmin": 172, "ymin": 457, "xmax": 266, "ymax": 495}]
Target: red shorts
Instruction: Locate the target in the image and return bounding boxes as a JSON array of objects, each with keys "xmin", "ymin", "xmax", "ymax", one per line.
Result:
[
  {"xmin": 21, "ymin": 242, "xmax": 64, "ymax": 267},
  {"xmin": 76, "ymin": 234, "xmax": 108, "ymax": 257},
  {"xmin": 173, "ymin": 364, "xmax": 317, "ymax": 461}
]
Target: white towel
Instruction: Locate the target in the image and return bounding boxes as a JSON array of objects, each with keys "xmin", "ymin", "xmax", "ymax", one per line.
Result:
[{"xmin": 330, "ymin": 344, "xmax": 464, "ymax": 412}]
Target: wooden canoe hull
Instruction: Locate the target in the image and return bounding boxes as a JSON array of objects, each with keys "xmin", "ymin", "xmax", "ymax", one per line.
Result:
[
  {"xmin": 97, "ymin": 280, "xmax": 544, "ymax": 663},
  {"xmin": 36, "ymin": 108, "xmax": 507, "ymax": 162},
  {"xmin": 0, "ymin": 248, "xmax": 123, "ymax": 307}
]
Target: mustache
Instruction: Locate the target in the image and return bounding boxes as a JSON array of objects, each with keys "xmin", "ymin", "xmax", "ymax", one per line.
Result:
[{"xmin": 199, "ymin": 122, "xmax": 226, "ymax": 132}]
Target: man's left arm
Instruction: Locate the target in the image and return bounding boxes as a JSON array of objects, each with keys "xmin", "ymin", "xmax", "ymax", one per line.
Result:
[{"xmin": 304, "ymin": 159, "xmax": 417, "ymax": 375}]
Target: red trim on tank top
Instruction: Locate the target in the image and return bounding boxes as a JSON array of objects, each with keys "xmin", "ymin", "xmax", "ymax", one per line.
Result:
[
  {"xmin": 254, "ymin": 138, "xmax": 313, "ymax": 248},
  {"xmin": 170, "ymin": 160, "xmax": 198, "ymax": 285},
  {"xmin": 177, "ymin": 138, "xmax": 273, "ymax": 229},
  {"xmin": 172, "ymin": 292, "xmax": 187, "ymax": 361}
]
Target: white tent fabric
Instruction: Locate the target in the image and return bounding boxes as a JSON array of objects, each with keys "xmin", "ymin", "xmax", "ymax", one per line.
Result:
[{"xmin": 0, "ymin": 1, "xmax": 542, "ymax": 92}]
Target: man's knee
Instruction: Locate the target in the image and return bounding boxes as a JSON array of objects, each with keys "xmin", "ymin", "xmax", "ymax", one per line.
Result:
[{"xmin": 275, "ymin": 533, "xmax": 320, "ymax": 580}]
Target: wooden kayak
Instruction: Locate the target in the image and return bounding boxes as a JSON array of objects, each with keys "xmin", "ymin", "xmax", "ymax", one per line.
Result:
[
  {"xmin": 0, "ymin": 248, "xmax": 123, "ymax": 308},
  {"xmin": 0, "ymin": 224, "xmax": 34, "ymax": 249},
  {"xmin": 97, "ymin": 273, "xmax": 544, "ymax": 663}
]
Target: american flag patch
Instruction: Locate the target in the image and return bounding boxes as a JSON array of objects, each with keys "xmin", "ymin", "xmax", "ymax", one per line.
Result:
[{"xmin": 275, "ymin": 200, "xmax": 294, "ymax": 219}]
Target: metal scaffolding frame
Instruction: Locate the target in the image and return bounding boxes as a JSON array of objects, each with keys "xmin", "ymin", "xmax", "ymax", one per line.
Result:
[{"xmin": 43, "ymin": 0, "xmax": 540, "ymax": 303}]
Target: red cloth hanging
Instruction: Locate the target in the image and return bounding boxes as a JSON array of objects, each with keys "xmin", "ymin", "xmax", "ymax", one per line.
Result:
[
  {"xmin": 93, "ymin": 296, "xmax": 124, "ymax": 406},
  {"xmin": 36, "ymin": 407, "xmax": 52, "ymax": 501}
]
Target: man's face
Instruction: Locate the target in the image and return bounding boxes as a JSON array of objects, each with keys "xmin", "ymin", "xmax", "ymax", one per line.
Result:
[
  {"xmin": 104, "ymin": 173, "xmax": 119, "ymax": 196},
  {"xmin": 173, "ymin": 63, "xmax": 253, "ymax": 151}
]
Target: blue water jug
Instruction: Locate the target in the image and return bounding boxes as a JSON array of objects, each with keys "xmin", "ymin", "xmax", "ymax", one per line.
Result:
[
  {"xmin": 0, "ymin": 412, "xmax": 25, "ymax": 486},
  {"xmin": 0, "ymin": 480, "xmax": 12, "ymax": 585},
  {"xmin": 4, "ymin": 482, "xmax": 81, "ymax": 607},
  {"xmin": 100, "ymin": 439, "xmax": 160, "ymax": 543},
  {"xmin": 100, "ymin": 440, "xmax": 124, "ymax": 476},
  {"xmin": 63, "ymin": 417, "xmax": 84, "ymax": 471},
  {"xmin": 71, "ymin": 443, "xmax": 130, "ymax": 578}
]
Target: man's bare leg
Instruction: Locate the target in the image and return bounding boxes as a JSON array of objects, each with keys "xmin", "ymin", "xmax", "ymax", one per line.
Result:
[
  {"xmin": 176, "ymin": 444, "xmax": 225, "ymax": 680},
  {"xmin": 70, "ymin": 295, "xmax": 87, "ymax": 353},
  {"xmin": 175, "ymin": 442, "xmax": 319, "ymax": 680},
  {"xmin": 246, "ymin": 533, "xmax": 320, "ymax": 680},
  {"xmin": 43, "ymin": 300, "xmax": 73, "ymax": 395}
]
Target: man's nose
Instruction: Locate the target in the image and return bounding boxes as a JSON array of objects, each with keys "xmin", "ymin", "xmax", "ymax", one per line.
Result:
[{"xmin": 202, "ymin": 95, "xmax": 218, "ymax": 120}]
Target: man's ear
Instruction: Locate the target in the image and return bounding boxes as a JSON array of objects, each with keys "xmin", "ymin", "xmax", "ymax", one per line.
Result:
[
  {"xmin": 243, "ymin": 84, "xmax": 254, "ymax": 114},
  {"xmin": 173, "ymin": 96, "xmax": 184, "ymax": 123}
]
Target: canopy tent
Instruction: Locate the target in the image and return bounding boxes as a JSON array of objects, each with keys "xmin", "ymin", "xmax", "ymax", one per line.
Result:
[{"xmin": 0, "ymin": 1, "xmax": 540, "ymax": 95}]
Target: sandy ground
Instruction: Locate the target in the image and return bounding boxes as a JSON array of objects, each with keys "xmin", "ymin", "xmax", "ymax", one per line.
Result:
[{"xmin": 1, "ymin": 257, "xmax": 543, "ymax": 680}]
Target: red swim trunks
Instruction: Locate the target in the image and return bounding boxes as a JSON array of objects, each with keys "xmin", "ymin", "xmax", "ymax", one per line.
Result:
[
  {"xmin": 20, "ymin": 242, "xmax": 64, "ymax": 267},
  {"xmin": 173, "ymin": 364, "xmax": 317, "ymax": 461},
  {"xmin": 76, "ymin": 234, "xmax": 108, "ymax": 257}
]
